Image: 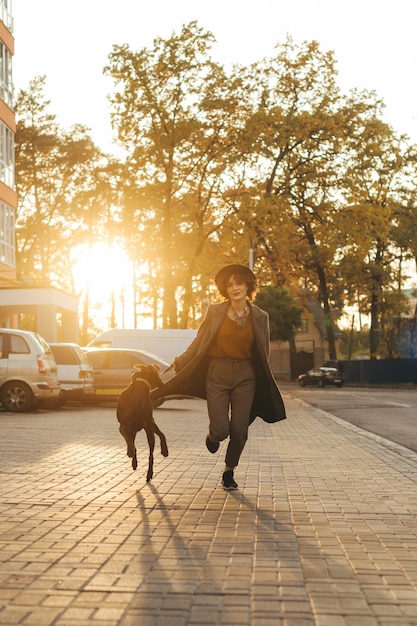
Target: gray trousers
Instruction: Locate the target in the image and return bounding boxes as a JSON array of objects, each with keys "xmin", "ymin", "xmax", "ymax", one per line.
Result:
[{"xmin": 206, "ymin": 358, "xmax": 256, "ymax": 468}]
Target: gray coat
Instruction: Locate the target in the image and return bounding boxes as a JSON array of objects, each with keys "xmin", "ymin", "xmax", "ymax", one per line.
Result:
[{"xmin": 151, "ymin": 301, "xmax": 286, "ymax": 424}]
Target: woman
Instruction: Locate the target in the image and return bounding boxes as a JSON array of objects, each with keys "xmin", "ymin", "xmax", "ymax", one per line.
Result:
[{"xmin": 151, "ymin": 264, "xmax": 286, "ymax": 490}]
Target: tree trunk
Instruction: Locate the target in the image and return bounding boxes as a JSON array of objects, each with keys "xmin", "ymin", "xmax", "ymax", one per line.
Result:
[
  {"xmin": 288, "ymin": 335, "xmax": 298, "ymax": 379},
  {"xmin": 369, "ymin": 292, "xmax": 380, "ymax": 359},
  {"xmin": 317, "ymin": 266, "xmax": 337, "ymax": 361}
]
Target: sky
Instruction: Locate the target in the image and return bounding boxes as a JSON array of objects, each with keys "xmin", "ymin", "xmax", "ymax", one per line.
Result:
[
  {"xmin": 12, "ymin": 0, "xmax": 417, "ymax": 153},
  {"xmin": 10, "ymin": 0, "xmax": 417, "ymax": 329}
]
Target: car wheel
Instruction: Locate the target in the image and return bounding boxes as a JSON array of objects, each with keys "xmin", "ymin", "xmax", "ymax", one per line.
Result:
[
  {"xmin": 299, "ymin": 379, "xmax": 306, "ymax": 387},
  {"xmin": 317, "ymin": 379, "xmax": 324, "ymax": 388},
  {"xmin": 0, "ymin": 381, "xmax": 35, "ymax": 412}
]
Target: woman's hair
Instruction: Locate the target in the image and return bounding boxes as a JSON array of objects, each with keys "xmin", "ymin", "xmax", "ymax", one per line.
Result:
[{"xmin": 217, "ymin": 271, "xmax": 257, "ymax": 301}]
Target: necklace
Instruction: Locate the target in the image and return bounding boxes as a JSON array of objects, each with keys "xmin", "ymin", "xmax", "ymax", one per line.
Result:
[{"xmin": 231, "ymin": 304, "xmax": 249, "ymax": 327}]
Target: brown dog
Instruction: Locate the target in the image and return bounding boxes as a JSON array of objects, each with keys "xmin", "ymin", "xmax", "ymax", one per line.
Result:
[{"xmin": 116, "ymin": 364, "xmax": 168, "ymax": 481}]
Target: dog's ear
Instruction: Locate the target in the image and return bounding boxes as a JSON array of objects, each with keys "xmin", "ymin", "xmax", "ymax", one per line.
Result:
[{"xmin": 131, "ymin": 365, "xmax": 145, "ymax": 380}]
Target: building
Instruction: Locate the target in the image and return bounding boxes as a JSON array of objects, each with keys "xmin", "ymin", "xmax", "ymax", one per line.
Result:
[
  {"xmin": 0, "ymin": 2, "xmax": 79, "ymax": 342},
  {"xmin": 269, "ymin": 292, "xmax": 343, "ymax": 380},
  {"xmin": 0, "ymin": 0, "xmax": 16, "ymax": 287}
]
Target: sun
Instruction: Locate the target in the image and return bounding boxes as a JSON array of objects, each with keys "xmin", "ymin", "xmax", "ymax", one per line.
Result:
[
  {"xmin": 72, "ymin": 242, "xmax": 135, "ymax": 329},
  {"xmin": 72, "ymin": 242, "xmax": 132, "ymax": 298}
]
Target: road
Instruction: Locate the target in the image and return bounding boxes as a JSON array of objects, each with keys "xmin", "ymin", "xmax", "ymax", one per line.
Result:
[{"xmin": 279, "ymin": 382, "xmax": 417, "ymax": 453}]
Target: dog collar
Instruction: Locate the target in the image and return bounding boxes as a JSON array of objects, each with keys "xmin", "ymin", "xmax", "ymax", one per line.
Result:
[{"xmin": 134, "ymin": 377, "xmax": 152, "ymax": 390}]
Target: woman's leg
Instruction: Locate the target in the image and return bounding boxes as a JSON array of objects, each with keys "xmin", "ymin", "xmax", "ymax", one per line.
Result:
[
  {"xmin": 206, "ymin": 359, "xmax": 233, "ymax": 442},
  {"xmin": 225, "ymin": 360, "xmax": 255, "ymax": 468}
]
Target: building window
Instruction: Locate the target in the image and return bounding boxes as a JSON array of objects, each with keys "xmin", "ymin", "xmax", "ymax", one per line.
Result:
[
  {"xmin": 0, "ymin": 40, "xmax": 13, "ymax": 107},
  {"xmin": 0, "ymin": 0, "xmax": 13, "ymax": 33},
  {"xmin": 298, "ymin": 318, "xmax": 308, "ymax": 333},
  {"xmin": 0, "ymin": 200, "xmax": 15, "ymax": 266},
  {"xmin": 0, "ymin": 121, "xmax": 14, "ymax": 188}
]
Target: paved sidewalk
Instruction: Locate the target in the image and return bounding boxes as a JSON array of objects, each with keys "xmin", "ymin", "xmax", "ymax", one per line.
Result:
[{"xmin": 1, "ymin": 393, "xmax": 417, "ymax": 626}]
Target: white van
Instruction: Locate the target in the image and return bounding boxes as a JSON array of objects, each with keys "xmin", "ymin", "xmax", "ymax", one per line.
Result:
[{"xmin": 86, "ymin": 329, "xmax": 197, "ymax": 363}]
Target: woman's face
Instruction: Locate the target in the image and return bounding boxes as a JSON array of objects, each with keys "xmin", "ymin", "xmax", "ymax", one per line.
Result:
[{"xmin": 226, "ymin": 275, "xmax": 248, "ymax": 302}]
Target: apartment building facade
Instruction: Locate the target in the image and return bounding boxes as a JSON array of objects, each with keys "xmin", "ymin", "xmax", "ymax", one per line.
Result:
[
  {"xmin": 0, "ymin": 2, "xmax": 79, "ymax": 341},
  {"xmin": 0, "ymin": 0, "xmax": 16, "ymax": 287}
]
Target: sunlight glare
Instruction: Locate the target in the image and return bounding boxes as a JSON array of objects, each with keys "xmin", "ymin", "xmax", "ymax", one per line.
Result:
[{"xmin": 72, "ymin": 242, "xmax": 132, "ymax": 299}]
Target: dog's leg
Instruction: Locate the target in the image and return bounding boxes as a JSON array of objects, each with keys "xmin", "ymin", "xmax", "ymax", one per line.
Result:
[
  {"xmin": 119, "ymin": 424, "xmax": 138, "ymax": 470},
  {"xmin": 153, "ymin": 421, "xmax": 169, "ymax": 457},
  {"xmin": 144, "ymin": 425, "xmax": 155, "ymax": 482}
]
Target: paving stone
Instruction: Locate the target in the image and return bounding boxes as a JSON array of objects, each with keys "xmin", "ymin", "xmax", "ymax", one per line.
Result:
[{"xmin": 1, "ymin": 396, "xmax": 417, "ymax": 625}]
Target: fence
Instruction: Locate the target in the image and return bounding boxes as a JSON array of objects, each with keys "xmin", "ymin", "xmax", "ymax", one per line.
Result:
[{"xmin": 337, "ymin": 358, "xmax": 417, "ymax": 385}]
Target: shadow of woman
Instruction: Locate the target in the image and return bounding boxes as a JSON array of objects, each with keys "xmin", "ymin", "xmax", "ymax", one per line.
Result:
[{"xmin": 124, "ymin": 484, "xmax": 311, "ymax": 624}]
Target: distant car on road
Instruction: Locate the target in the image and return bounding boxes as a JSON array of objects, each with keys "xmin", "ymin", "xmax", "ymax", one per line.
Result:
[
  {"xmin": 49, "ymin": 343, "xmax": 95, "ymax": 405},
  {"xmin": 298, "ymin": 367, "xmax": 345, "ymax": 388},
  {"xmin": 0, "ymin": 328, "xmax": 61, "ymax": 412},
  {"xmin": 83, "ymin": 348, "xmax": 173, "ymax": 403}
]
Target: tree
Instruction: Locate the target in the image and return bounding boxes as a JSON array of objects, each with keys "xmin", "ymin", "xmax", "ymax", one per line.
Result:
[
  {"xmin": 15, "ymin": 76, "xmax": 116, "ymax": 295},
  {"xmin": 255, "ymin": 285, "xmax": 303, "ymax": 378},
  {"xmin": 338, "ymin": 111, "xmax": 412, "ymax": 357},
  {"xmin": 15, "ymin": 34, "xmax": 417, "ymax": 354},
  {"xmin": 232, "ymin": 39, "xmax": 354, "ymax": 359},
  {"xmin": 104, "ymin": 22, "xmax": 247, "ymax": 328},
  {"xmin": 254, "ymin": 286, "xmax": 303, "ymax": 341},
  {"xmin": 224, "ymin": 38, "xmax": 416, "ymax": 361},
  {"xmin": 391, "ymin": 144, "xmax": 417, "ymax": 282}
]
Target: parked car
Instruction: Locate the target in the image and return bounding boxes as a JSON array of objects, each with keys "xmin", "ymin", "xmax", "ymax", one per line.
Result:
[
  {"xmin": 86, "ymin": 328, "xmax": 196, "ymax": 363},
  {"xmin": 83, "ymin": 348, "xmax": 174, "ymax": 403},
  {"xmin": 0, "ymin": 328, "xmax": 61, "ymax": 412},
  {"xmin": 298, "ymin": 367, "xmax": 345, "ymax": 388},
  {"xmin": 49, "ymin": 343, "xmax": 95, "ymax": 405}
]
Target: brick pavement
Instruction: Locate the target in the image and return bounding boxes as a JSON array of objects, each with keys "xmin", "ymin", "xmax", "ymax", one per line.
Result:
[{"xmin": 1, "ymin": 393, "xmax": 417, "ymax": 626}]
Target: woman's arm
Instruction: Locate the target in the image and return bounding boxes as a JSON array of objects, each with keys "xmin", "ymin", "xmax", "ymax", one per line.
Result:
[{"xmin": 173, "ymin": 306, "xmax": 214, "ymax": 372}]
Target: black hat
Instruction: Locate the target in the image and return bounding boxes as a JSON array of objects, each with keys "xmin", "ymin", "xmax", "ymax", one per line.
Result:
[{"xmin": 214, "ymin": 264, "xmax": 256, "ymax": 290}]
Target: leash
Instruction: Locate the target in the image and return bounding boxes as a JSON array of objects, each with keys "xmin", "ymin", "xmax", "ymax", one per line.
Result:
[{"xmin": 161, "ymin": 362, "xmax": 175, "ymax": 375}]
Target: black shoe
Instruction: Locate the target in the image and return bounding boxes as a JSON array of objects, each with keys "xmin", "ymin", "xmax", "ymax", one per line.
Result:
[
  {"xmin": 206, "ymin": 435, "xmax": 219, "ymax": 453},
  {"xmin": 222, "ymin": 470, "xmax": 238, "ymax": 490}
]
